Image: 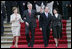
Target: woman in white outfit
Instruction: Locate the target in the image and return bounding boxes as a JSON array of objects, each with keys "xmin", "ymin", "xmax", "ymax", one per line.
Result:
[{"xmin": 10, "ymin": 7, "xmax": 24, "ymax": 48}]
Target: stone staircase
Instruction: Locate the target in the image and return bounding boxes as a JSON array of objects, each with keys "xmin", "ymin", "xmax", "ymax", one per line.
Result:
[
  {"xmin": 1, "ymin": 17, "xmax": 71, "ymax": 48},
  {"xmin": 1, "ymin": 23, "xmax": 13, "ymax": 48},
  {"xmin": 66, "ymin": 17, "xmax": 71, "ymax": 48}
]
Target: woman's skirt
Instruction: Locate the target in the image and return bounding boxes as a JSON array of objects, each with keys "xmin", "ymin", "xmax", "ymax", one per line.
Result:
[
  {"xmin": 11, "ymin": 26, "xmax": 20, "ymax": 37},
  {"xmin": 52, "ymin": 25, "xmax": 62, "ymax": 39}
]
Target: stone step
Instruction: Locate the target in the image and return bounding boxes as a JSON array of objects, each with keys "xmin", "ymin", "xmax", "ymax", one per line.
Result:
[
  {"xmin": 4, "ymin": 22, "xmax": 11, "ymax": 25},
  {"xmin": 4, "ymin": 28, "xmax": 71, "ymax": 32},
  {"xmin": 1, "ymin": 39, "xmax": 71, "ymax": 44},
  {"xmin": 4, "ymin": 30, "xmax": 71, "ymax": 35},
  {"xmin": 67, "ymin": 35, "xmax": 71, "ymax": 39},
  {"xmin": 1, "ymin": 39, "xmax": 13, "ymax": 41},
  {"xmin": 1, "ymin": 35, "xmax": 71, "ymax": 41},
  {"xmin": 2, "ymin": 34, "xmax": 71, "ymax": 38},
  {"xmin": 4, "ymin": 29, "xmax": 11, "ymax": 32},
  {"xmin": 4, "ymin": 32, "xmax": 11, "ymax": 33},
  {"xmin": 66, "ymin": 23, "xmax": 71, "ymax": 27},
  {"xmin": 1, "ymin": 34, "xmax": 13, "ymax": 37},
  {"xmin": 1, "ymin": 44, "xmax": 12, "ymax": 48},
  {"xmin": 1, "ymin": 37, "xmax": 71, "ymax": 43},
  {"xmin": 67, "ymin": 40, "xmax": 71, "ymax": 43},
  {"xmin": 3, "ymin": 31, "xmax": 71, "ymax": 36},
  {"xmin": 66, "ymin": 30, "xmax": 71, "ymax": 33},
  {"xmin": 4, "ymin": 28, "xmax": 11, "ymax": 31},
  {"xmin": 68, "ymin": 43, "xmax": 71, "ymax": 48},
  {"xmin": 67, "ymin": 35, "xmax": 71, "ymax": 40},
  {"xmin": 67, "ymin": 20, "xmax": 71, "ymax": 23},
  {"xmin": 4, "ymin": 21, "xmax": 68, "ymax": 27},
  {"xmin": 66, "ymin": 32, "xmax": 71, "ymax": 35},
  {"xmin": 67, "ymin": 19, "xmax": 71, "ymax": 48},
  {"xmin": 66, "ymin": 31, "xmax": 71, "ymax": 33},
  {"xmin": 69, "ymin": 17, "xmax": 71, "ymax": 20},
  {"xmin": 1, "ymin": 35, "xmax": 13, "ymax": 39},
  {"xmin": 4, "ymin": 26, "xmax": 71, "ymax": 30},
  {"xmin": 4, "ymin": 26, "xmax": 11, "ymax": 28},
  {"xmin": 4, "ymin": 24, "xmax": 11, "ymax": 26},
  {"xmin": 66, "ymin": 27, "xmax": 71, "ymax": 30},
  {"xmin": 4, "ymin": 33, "xmax": 13, "ymax": 35},
  {"xmin": 1, "ymin": 41, "xmax": 13, "ymax": 44},
  {"xmin": 67, "ymin": 32, "xmax": 71, "ymax": 35},
  {"xmin": 4, "ymin": 27, "xmax": 11, "ymax": 30}
]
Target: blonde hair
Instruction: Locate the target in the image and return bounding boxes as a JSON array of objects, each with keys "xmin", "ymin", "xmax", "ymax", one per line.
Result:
[{"xmin": 27, "ymin": 2, "xmax": 32, "ymax": 7}]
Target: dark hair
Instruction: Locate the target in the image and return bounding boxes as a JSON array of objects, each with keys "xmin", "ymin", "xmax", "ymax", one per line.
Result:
[{"xmin": 53, "ymin": 8, "xmax": 59, "ymax": 13}]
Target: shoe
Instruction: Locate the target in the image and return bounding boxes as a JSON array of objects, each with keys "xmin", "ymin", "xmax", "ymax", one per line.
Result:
[
  {"xmin": 31, "ymin": 44, "xmax": 33, "ymax": 47},
  {"xmin": 45, "ymin": 44, "xmax": 48, "ymax": 47},
  {"xmin": 14, "ymin": 44, "xmax": 18, "ymax": 48},
  {"xmin": 30, "ymin": 41, "xmax": 34, "ymax": 47},
  {"xmin": 56, "ymin": 43, "xmax": 59, "ymax": 47},
  {"xmin": 28, "ymin": 43, "xmax": 30, "ymax": 47}
]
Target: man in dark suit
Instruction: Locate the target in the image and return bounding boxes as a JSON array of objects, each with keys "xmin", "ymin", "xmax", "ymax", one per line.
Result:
[
  {"xmin": 23, "ymin": 3, "xmax": 39, "ymax": 47},
  {"xmin": 17, "ymin": 1, "xmax": 27, "ymax": 16},
  {"xmin": 39, "ymin": 7, "xmax": 52, "ymax": 47},
  {"xmin": 5, "ymin": 1, "xmax": 18, "ymax": 23}
]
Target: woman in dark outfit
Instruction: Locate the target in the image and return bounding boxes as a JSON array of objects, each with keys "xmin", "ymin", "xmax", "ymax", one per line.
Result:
[{"xmin": 52, "ymin": 8, "xmax": 62, "ymax": 47}]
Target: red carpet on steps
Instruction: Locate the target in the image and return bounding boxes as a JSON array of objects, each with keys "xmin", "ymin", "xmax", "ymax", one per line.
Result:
[{"xmin": 11, "ymin": 19, "xmax": 68, "ymax": 48}]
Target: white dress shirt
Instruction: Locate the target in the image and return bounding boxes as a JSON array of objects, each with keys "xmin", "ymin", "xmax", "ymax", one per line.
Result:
[
  {"xmin": 28, "ymin": 9, "xmax": 31, "ymax": 13},
  {"xmin": 45, "ymin": 12, "xmax": 48, "ymax": 18},
  {"xmin": 55, "ymin": 13, "xmax": 58, "ymax": 18}
]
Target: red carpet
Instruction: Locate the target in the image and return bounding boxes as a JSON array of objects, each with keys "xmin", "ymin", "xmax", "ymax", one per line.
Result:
[{"xmin": 11, "ymin": 19, "xmax": 68, "ymax": 48}]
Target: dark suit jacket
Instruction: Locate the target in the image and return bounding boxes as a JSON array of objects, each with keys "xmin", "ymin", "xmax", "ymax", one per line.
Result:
[
  {"xmin": 51, "ymin": 14, "xmax": 62, "ymax": 36},
  {"xmin": 23, "ymin": 9, "xmax": 39, "ymax": 28},
  {"xmin": 52, "ymin": 14, "xmax": 62, "ymax": 27},
  {"xmin": 39, "ymin": 13, "xmax": 52, "ymax": 28}
]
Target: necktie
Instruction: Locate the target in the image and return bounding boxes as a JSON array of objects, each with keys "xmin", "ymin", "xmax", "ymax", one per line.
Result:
[
  {"xmin": 28, "ymin": 10, "xmax": 31, "ymax": 17},
  {"xmin": 29, "ymin": 12, "xmax": 31, "ymax": 16}
]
